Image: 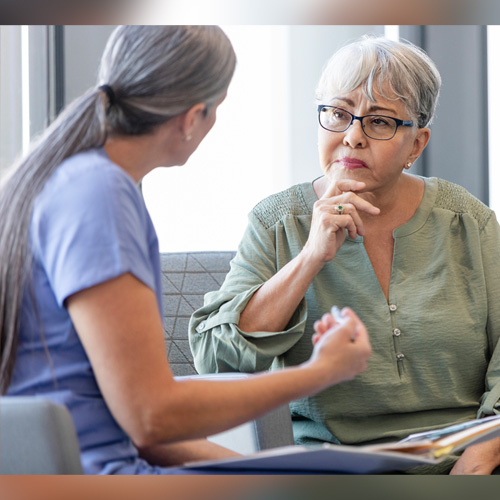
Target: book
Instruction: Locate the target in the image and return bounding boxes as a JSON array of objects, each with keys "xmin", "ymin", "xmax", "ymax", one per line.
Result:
[{"xmin": 183, "ymin": 415, "xmax": 500, "ymax": 474}]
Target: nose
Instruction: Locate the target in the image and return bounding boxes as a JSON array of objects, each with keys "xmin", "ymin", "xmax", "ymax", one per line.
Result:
[{"xmin": 342, "ymin": 118, "xmax": 366, "ymax": 148}]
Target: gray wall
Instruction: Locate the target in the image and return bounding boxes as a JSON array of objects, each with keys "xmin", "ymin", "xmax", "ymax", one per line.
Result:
[
  {"xmin": 63, "ymin": 26, "xmax": 116, "ymax": 103},
  {"xmin": 400, "ymin": 25, "xmax": 489, "ymax": 203}
]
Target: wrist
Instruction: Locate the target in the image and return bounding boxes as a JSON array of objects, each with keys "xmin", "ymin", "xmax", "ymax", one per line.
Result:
[
  {"xmin": 297, "ymin": 245, "xmax": 326, "ymax": 276},
  {"xmin": 297, "ymin": 358, "xmax": 337, "ymax": 395}
]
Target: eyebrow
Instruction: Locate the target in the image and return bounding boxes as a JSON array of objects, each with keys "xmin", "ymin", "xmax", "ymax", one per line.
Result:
[{"xmin": 331, "ymin": 97, "xmax": 397, "ymax": 116}]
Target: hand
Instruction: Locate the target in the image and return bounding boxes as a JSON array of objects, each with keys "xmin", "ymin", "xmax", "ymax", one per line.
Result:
[
  {"xmin": 303, "ymin": 179, "xmax": 380, "ymax": 264},
  {"xmin": 450, "ymin": 436, "xmax": 500, "ymax": 475},
  {"xmin": 309, "ymin": 307, "xmax": 372, "ymax": 385}
]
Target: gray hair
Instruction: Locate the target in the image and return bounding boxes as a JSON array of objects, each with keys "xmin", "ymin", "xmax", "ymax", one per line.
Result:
[
  {"xmin": 0, "ymin": 25, "xmax": 236, "ymax": 393},
  {"xmin": 99, "ymin": 25, "xmax": 236, "ymax": 135},
  {"xmin": 315, "ymin": 35, "xmax": 442, "ymax": 128}
]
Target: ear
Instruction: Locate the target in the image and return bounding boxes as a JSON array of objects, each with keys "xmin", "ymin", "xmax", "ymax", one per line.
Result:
[
  {"xmin": 408, "ymin": 127, "xmax": 431, "ymax": 164},
  {"xmin": 180, "ymin": 103, "xmax": 207, "ymax": 139}
]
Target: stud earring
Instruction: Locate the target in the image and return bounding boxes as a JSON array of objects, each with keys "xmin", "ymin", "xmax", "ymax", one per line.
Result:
[
  {"xmin": 184, "ymin": 134, "xmax": 192, "ymax": 142},
  {"xmin": 406, "ymin": 161, "xmax": 412, "ymax": 169}
]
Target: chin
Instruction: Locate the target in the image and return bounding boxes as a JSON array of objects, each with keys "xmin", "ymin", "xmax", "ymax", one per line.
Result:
[{"xmin": 328, "ymin": 168, "xmax": 362, "ymax": 180}]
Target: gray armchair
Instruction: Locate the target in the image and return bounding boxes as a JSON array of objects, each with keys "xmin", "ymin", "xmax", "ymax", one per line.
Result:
[{"xmin": 161, "ymin": 252, "xmax": 294, "ymax": 454}]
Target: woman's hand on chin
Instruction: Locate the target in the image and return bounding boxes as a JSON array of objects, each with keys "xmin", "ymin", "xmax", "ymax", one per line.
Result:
[{"xmin": 304, "ymin": 178, "xmax": 380, "ymax": 264}]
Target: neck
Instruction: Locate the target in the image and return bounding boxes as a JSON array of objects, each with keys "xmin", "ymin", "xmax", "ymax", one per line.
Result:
[
  {"xmin": 103, "ymin": 122, "xmax": 179, "ymax": 183},
  {"xmin": 361, "ymin": 173, "xmax": 425, "ymax": 225},
  {"xmin": 103, "ymin": 136, "xmax": 157, "ymax": 184}
]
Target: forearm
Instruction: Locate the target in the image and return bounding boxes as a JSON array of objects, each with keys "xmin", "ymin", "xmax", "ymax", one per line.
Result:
[
  {"xmin": 139, "ymin": 360, "xmax": 330, "ymax": 447},
  {"xmin": 238, "ymin": 249, "xmax": 323, "ymax": 333},
  {"xmin": 137, "ymin": 438, "xmax": 240, "ymax": 467}
]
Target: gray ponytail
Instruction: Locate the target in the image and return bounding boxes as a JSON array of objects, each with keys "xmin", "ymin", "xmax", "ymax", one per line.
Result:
[{"xmin": 0, "ymin": 25, "xmax": 236, "ymax": 393}]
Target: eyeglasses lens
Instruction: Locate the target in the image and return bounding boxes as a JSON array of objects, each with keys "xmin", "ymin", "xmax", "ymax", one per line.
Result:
[{"xmin": 319, "ymin": 107, "xmax": 398, "ymax": 140}]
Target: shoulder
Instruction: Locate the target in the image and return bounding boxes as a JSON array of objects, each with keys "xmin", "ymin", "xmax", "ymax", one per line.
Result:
[
  {"xmin": 37, "ymin": 149, "xmax": 141, "ymax": 217},
  {"xmin": 433, "ymin": 177, "xmax": 493, "ymax": 231},
  {"xmin": 251, "ymin": 183, "xmax": 313, "ymax": 230},
  {"xmin": 32, "ymin": 148, "xmax": 149, "ymax": 251},
  {"xmin": 52, "ymin": 148, "xmax": 136, "ymax": 194}
]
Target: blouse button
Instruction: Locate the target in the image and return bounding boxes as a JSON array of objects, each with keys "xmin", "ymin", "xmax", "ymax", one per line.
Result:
[
  {"xmin": 393, "ymin": 328, "xmax": 401, "ymax": 337},
  {"xmin": 389, "ymin": 304, "xmax": 397, "ymax": 312}
]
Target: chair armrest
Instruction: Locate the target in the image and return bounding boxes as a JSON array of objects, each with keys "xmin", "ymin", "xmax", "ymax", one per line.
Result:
[
  {"xmin": 0, "ymin": 396, "xmax": 83, "ymax": 474},
  {"xmin": 175, "ymin": 373, "xmax": 294, "ymax": 454}
]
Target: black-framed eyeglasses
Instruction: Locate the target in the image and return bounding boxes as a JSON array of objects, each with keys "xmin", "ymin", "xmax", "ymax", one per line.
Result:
[{"xmin": 317, "ymin": 105, "xmax": 414, "ymax": 141}]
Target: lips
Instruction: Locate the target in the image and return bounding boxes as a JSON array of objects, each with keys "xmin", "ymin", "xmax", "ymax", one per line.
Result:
[{"xmin": 337, "ymin": 157, "xmax": 368, "ymax": 169}]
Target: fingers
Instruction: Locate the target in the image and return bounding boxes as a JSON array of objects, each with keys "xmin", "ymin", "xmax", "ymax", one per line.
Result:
[
  {"xmin": 324, "ymin": 202, "xmax": 365, "ymax": 238},
  {"xmin": 321, "ymin": 181, "xmax": 381, "ymax": 217},
  {"xmin": 314, "ymin": 311, "xmax": 339, "ymax": 334},
  {"xmin": 338, "ymin": 307, "xmax": 371, "ymax": 349},
  {"xmin": 312, "ymin": 307, "xmax": 372, "ymax": 353},
  {"xmin": 311, "ymin": 307, "xmax": 372, "ymax": 383},
  {"xmin": 322, "ymin": 179, "xmax": 365, "ymax": 199},
  {"xmin": 325, "ymin": 192, "xmax": 380, "ymax": 217},
  {"xmin": 314, "ymin": 200, "xmax": 365, "ymax": 239},
  {"xmin": 312, "ymin": 311, "xmax": 351, "ymax": 345},
  {"xmin": 314, "ymin": 192, "xmax": 379, "ymax": 241}
]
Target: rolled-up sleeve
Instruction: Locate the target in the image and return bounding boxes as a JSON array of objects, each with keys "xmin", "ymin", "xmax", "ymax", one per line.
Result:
[
  {"xmin": 189, "ymin": 212, "xmax": 307, "ymax": 374},
  {"xmin": 478, "ymin": 213, "xmax": 500, "ymax": 417}
]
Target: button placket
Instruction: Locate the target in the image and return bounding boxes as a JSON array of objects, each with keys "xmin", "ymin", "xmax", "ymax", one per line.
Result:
[{"xmin": 388, "ymin": 302, "xmax": 405, "ymax": 376}]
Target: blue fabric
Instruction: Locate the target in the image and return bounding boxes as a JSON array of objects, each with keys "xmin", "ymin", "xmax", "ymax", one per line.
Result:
[{"xmin": 7, "ymin": 149, "xmax": 175, "ymax": 475}]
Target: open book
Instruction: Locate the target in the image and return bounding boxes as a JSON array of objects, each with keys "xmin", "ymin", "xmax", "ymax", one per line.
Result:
[{"xmin": 184, "ymin": 415, "xmax": 500, "ymax": 474}]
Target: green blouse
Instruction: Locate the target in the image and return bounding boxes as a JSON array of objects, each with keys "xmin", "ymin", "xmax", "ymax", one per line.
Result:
[{"xmin": 189, "ymin": 176, "xmax": 500, "ymax": 472}]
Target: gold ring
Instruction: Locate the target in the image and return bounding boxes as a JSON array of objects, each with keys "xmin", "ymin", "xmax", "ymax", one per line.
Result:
[{"xmin": 335, "ymin": 204, "xmax": 344, "ymax": 215}]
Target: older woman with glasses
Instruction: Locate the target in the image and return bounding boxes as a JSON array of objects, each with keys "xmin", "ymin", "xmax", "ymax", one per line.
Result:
[{"xmin": 190, "ymin": 35, "xmax": 500, "ymax": 474}]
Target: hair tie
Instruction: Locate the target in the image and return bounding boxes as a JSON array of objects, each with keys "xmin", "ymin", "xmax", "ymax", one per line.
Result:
[{"xmin": 99, "ymin": 84, "xmax": 116, "ymax": 107}]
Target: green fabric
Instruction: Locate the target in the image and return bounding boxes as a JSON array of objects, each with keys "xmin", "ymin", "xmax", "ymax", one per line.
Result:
[{"xmin": 189, "ymin": 176, "xmax": 500, "ymax": 473}]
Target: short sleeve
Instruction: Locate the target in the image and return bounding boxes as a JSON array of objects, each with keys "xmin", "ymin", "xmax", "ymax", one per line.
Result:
[{"xmin": 31, "ymin": 153, "xmax": 157, "ymax": 307}]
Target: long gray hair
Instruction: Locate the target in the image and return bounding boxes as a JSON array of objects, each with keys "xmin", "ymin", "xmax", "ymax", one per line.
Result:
[
  {"xmin": 0, "ymin": 25, "xmax": 236, "ymax": 393},
  {"xmin": 316, "ymin": 35, "xmax": 441, "ymax": 128}
]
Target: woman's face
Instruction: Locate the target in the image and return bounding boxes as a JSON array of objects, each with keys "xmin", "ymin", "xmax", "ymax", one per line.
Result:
[{"xmin": 317, "ymin": 85, "xmax": 430, "ymax": 194}]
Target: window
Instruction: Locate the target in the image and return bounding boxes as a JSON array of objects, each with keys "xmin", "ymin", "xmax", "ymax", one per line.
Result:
[
  {"xmin": 142, "ymin": 25, "xmax": 384, "ymax": 252},
  {"xmin": 0, "ymin": 26, "xmax": 57, "ymax": 173},
  {"xmin": 142, "ymin": 26, "xmax": 292, "ymax": 252},
  {"xmin": 0, "ymin": 26, "xmax": 23, "ymax": 172}
]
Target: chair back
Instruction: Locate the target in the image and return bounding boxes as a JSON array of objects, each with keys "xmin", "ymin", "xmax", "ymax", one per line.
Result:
[{"xmin": 0, "ymin": 396, "xmax": 83, "ymax": 474}]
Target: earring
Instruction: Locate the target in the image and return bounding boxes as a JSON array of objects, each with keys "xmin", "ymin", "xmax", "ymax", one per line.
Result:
[
  {"xmin": 184, "ymin": 134, "xmax": 192, "ymax": 142},
  {"xmin": 405, "ymin": 161, "xmax": 412, "ymax": 169}
]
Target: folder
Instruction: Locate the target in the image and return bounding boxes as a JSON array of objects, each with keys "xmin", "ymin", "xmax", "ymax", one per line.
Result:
[{"xmin": 183, "ymin": 415, "xmax": 500, "ymax": 474}]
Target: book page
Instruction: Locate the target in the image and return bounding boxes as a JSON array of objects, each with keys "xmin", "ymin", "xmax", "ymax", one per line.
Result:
[{"xmin": 368, "ymin": 415, "xmax": 500, "ymax": 459}]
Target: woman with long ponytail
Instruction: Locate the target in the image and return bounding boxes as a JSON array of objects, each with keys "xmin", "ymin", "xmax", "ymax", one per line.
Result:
[{"xmin": 0, "ymin": 25, "xmax": 371, "ymax": 474}]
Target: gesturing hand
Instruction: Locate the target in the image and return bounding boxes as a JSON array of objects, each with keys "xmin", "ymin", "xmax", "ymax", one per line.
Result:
[
  {"xmin": 309, "ymin": 307, "xmax": 372, "ymax": 385},
  {"xmin": 303, "ymin": 179, "xmax": 380, "ymax": 264}
]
